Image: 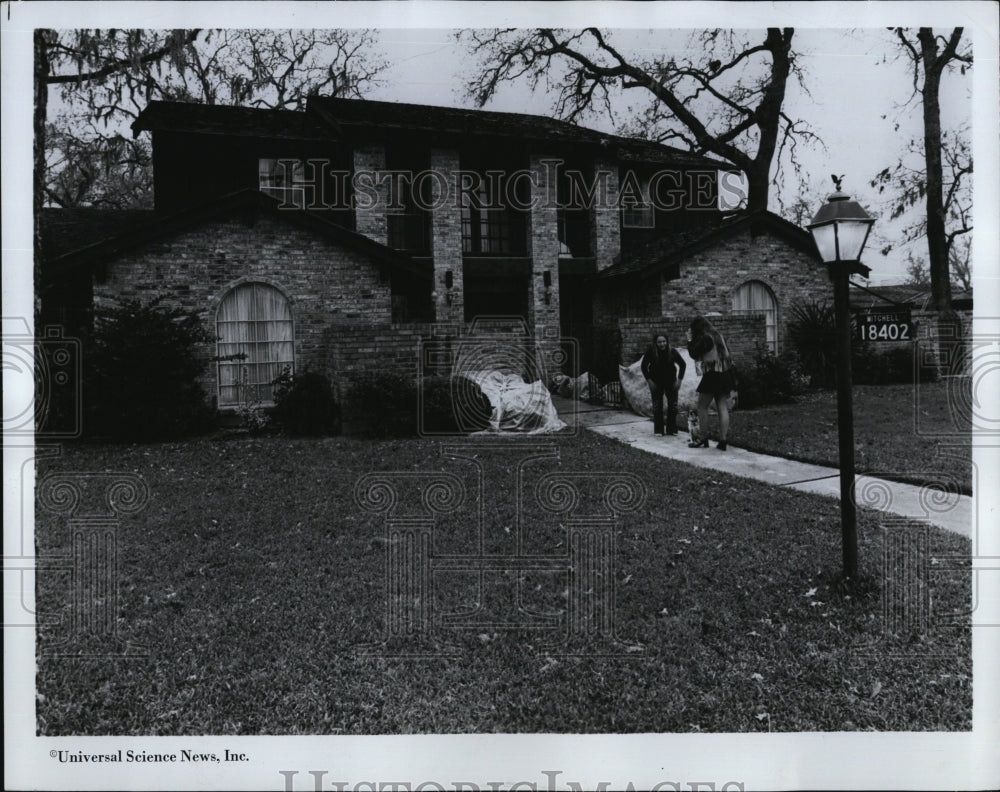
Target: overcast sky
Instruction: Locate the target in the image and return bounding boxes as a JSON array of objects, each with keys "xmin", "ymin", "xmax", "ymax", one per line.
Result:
[
  {"xmin": 17, "ymin": 19, "xmax": 986, "ymax": 285},
  {"xmin": 2, "ymin": 3, "xmax": 996, "ymax": 296},
  {"xmin": 362, "ymin": 27, "xmax": 973, "ymax": 284},
  {"xmin": 2, "ymin": 6, "xmax": 999, "ymax": 792}
]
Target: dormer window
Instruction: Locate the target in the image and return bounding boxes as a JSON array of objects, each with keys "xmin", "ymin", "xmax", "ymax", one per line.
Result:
[
  {"xmin": 259, "ymin": 158, "xmax": 306, "ymax": 209},
  {"xmin": 620, "ymin": 170, "xmax": 655, "ymax": 229}
]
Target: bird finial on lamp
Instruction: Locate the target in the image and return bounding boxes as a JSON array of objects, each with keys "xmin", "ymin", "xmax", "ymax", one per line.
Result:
[{"xmin": 831, "ymin": 174, "xmax": 845, "ymax": 191}]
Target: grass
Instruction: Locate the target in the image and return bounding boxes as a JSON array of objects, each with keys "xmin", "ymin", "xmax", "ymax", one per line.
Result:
[
  {"xmin": 703, "ymin": 379, "xmax": 973, "ymax": 494},
  {"xmin": 36, "ymin": 430, "xmax": 971, "ymax": 734}
]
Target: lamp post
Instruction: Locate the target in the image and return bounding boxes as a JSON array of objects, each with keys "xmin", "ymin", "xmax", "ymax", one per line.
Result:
[{"xmin": 807, "ymin": 184, "xmax": 875, "ymax": 582}]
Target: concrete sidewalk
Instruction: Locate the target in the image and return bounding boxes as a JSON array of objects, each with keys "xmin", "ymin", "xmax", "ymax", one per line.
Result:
[{"xmin": 553, "ymin": 397, "xmax": 972, "ymax": 538}]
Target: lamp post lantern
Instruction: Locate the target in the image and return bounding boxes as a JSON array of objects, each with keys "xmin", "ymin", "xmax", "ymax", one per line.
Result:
[{"xmin": 807, "ymin": 184, "xmax": 875, "ymax": 582}]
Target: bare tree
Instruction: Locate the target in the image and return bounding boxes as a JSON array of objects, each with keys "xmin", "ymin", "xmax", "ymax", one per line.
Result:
[
  {"xmin": 39, "ymin": 29, "xmax": 387, "ymax": 208},
  {"xmin": 904, "ymin": 238, "xmax": 971, "ymax": 292},
  {"xmin": 461, "ymin": 28, "xmax": 819, "ymax": 213},
  {"xmin": 874, "ymin": 28, "xmax": 972, "ymax": 311},
  {"xmin": 872, "ymin": 127, "xmax": 972, "ymax": 281},
  {"xmin": 950, "ymin": 236, "xmax": 972, "ymax": 291},
  {"xmin": 45, "ymin": 124, "xmax": 153, "ymax": 209},
  {"xmin": 904, "ymin": 252, "xmax": 931, "ymax": 288}
]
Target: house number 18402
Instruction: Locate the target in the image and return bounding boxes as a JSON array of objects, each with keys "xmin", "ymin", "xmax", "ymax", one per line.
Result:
[{"xmin": 859, "ymin": 320, "xmax": 911, "ymax": 341}]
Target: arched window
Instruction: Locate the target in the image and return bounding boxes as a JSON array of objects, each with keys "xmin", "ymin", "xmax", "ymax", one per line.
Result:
[
  {"xmin": 732, "ymin": 280, "xmax": 778, "ymax": 353},
  {"xmin": 216, "ymin": 282, "xmax": 294, "ymax": 406}
]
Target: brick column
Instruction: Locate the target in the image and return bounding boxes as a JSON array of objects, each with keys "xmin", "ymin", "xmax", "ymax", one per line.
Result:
[
  {"xmin": 429, "ymin": 149, "xmax": 463, "ymax": 324},
  {"xmin": 528, "ymin": 155, "xmax": 562, "ymax": 377},
  {"xmin": 354, "ymin": 143, "xmax": 387, "ymax": 245},
  {"xmin": 591, "ymin": 159, "xmax": 620, "ymax": 273}
]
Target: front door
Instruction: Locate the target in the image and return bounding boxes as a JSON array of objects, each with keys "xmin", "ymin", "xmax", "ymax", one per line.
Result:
[{"xmin": 558, "ymin": 272, "xmax": 593, "ymax": 376}]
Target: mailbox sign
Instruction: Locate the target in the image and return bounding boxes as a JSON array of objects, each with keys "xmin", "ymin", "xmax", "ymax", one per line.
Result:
[{"xmin": 857, "ymin": 308, "xmax": 913, "ymax": 342}]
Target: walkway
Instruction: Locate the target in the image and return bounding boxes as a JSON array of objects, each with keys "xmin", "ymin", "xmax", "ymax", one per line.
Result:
[{"xmin": 552, "ymin": 397, "xmax": 972, "ymax": 538}]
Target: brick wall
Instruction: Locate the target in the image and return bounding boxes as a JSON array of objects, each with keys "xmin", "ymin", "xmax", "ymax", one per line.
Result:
[
  {"xmin": 323, "ymin": 322, "xmax": 437, "ymax": 400},
  {"xmin": 591, "ymin": 158, "xmax": 620, "ymax": 272},
  {"xmin": 528, "ymin": 154, "xmax": 562, "ymax": 368},
  {"xmin": 911, "ymin": 309, "xmax": 973, "ymax": 375},
  {"xmin": 94, "ymin": 213, "xmax": 392, "ymax": 405},
  {"xmin": 616, "ymin": 315, "xmax": 767, "ymax": 366},
  {"xmin": 430, "ymin": 148, "xmax": 464, "ymax": 323},
  {"xmin": 353, "ymin": 144, "xmax": 388, "ymax": 244},
  {"xmin": 323, "ymin": 320, "xmax": 564, "ymax": 405},
  {"xmin": 659, "ymin": 227, "xmax": 828, "ymax": 348}
]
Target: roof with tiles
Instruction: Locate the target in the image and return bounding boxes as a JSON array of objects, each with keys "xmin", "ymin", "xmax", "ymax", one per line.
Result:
[
  {"xmin": 40, "ymin": 208, "xmax": 156, "ymax": 261},
  {"xmin": 40, "ymin": 191, "xmax": 427, "ymax": 279},
  {"xmin": 131, "ymin": 101, "xmax": 330, "ymax": 140},
  {"xmin": 596, "ymin": 211, "xmax": 818, "ymax": 281},
  {"xmin": 848, "ymin": 283, "xmax": 973, "ymax": 310},
  {"xmin": 132, "ymin": 97, "xmax": 723, "ymax": 169}
]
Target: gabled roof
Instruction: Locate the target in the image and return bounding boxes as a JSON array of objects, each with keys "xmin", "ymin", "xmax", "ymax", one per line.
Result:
[
  {"xmin": 132, "ymin": 101, "xmax": 330, "ymax": 141},
  {"xmin": 41, "ymin": 208, "xmax": 155, "ymax": 261},
  {"xmin": 40, "ymin": 190, "xmax": 428, "ymax": 287},
  {"xmin": 132, "ymin": 97, "xmax": 722, "ymax": 170},
  {"xmin": 308, "ymin": 96, "xmax": 721, "ymax": 168},
  {"xmin": 595, "ymin": 210, "xmax": 820, "ymax": 282},
  {"xmin": 848, "ymin": 282, "xmax": 973, "ymax": 311}
]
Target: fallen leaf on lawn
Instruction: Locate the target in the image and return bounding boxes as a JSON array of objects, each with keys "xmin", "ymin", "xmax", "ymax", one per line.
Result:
[
  {"xmin": 755, "ymin": 712, "xmax": 769, "ymax": 721},
  {"xmin": 678, "ymin": 538, "xmax": 691, "ymax": 544},
  {"xmin": 804, "ymin": 587, "xmax": 818, "ymax": 597},
  {"xmin": 872, "ymin": 680, "xmax": 883, "ymax": 698},
  {"xmin": 810, "ymin": 600, "xmax": 825, "ymax": 607},
  {"xmin": 660, "ymin": 608, "xmax": 670, "ymax": 616},
  {"xmin": 750, "ymin": 672, "xmax": 764, "ymax": 682},
  {"xmin": 623, "ymin": 574, "xmax": 633, "ymax": 584}
]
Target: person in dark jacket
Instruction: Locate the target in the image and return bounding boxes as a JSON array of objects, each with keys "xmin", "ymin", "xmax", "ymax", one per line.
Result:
[
  {"xmin": 686, "ymin": 315, "xmax": 734, "ymax": 450},
  {"xmin": 641, "ymin": 332, "xmax": 686, "ymax": 435}
]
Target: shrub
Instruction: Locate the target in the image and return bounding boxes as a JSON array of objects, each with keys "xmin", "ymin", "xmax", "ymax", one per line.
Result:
[
  {"xmin": 270, "ymin": 368, "xmax": 341, "ymax": 436},
  {"xmin": 734, "ymin": 347, "xmax": 807, "ymax": 409},
  {"xmin": 83, "ymin": 298, "xmax": 215, "ymax": 441},
  {"xmin": 787, "ymin": 301, "xmax": 838, "ymax": 388},
  {"xmin": 345, "ymin": 373, "xmax": 493, "ymax": 437},
  {"xmin": 346, "ymin": 372, "xmax": 419, "ymax": 437},
  {"xmin": 420, "ymin": 375, "xmax": 492, "ymax": 434},
  {"xmin": 853, "ymin": 345, "xmax": 939, "ymax": 385}
]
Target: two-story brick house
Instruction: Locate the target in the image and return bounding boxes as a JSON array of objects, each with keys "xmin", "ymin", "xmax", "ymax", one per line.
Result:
[{"xmin": 40, "ymin": 96, "xmax": 830, "ymax": 410}]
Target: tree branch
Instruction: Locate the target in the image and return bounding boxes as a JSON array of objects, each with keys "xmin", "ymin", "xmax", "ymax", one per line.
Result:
[{"xmin": 46, "ymin": 30, "xmax": 201, "ymax": 85}]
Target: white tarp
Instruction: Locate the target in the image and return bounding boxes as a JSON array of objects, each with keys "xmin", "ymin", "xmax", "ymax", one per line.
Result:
[
  {"xmin": 619, "ymin": 350, "xmax": 704, "ymax": 418},
  {"xmin": 460, "ymin": 370, "xmax": 567, "ymax": 434},
  {"xmin": 550, "ymin": 371, "xmax": 590, "ymax": 400}
]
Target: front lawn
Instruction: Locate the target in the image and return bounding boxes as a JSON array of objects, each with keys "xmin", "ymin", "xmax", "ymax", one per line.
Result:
[
  {"xmin": 35, "ymin": 431, "xmax": 971, "ymax": 734},
  {"xmin": 715, "ymin": 379, "xmax": 973, "ymax": 493}
]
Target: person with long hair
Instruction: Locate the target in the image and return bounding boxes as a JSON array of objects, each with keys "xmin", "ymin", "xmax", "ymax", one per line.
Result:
[
  {"xmin": 686, "ymin": 316, "xmax": 734, "ymax": 450},
  {"xmin": 640, "ymin": 331, "xmax": 686, "ymax": 435}
]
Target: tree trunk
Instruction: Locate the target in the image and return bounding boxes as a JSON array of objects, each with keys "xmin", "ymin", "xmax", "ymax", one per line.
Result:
[
  {"xmin": 745, "ymin": 169, "xmax": 770, "ymax": 214},
  {"xmin": 919, "ymin": 28, "xmax": 953, "ymax": 313},
  {"xmin": 917, "ymin": 29, "xmax": 963, "ymax": 375},
  {"xmin": 34, "ymin": 30, "xmax": 49, "ymax": 321},
  {"xmin": 745, "ymin": 28, "xmax": 792, "ymax": 215}
]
